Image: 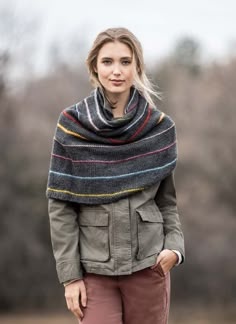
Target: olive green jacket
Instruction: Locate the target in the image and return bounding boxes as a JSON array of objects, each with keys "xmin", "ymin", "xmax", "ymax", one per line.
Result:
[{"xmin": 48, "ymin": 172, "xmax": 185, "ymax": 283}]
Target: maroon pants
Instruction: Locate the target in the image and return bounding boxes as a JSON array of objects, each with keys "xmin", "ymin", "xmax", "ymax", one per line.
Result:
[{"xmin": 81, "ymin": 264, "xmax": 171, "ymax": 324}]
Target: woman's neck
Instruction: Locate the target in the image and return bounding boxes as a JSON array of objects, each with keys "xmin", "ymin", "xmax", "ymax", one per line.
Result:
[{"xmin": 106, "ymin": 89, "xmax": 131, "ymax": 118}]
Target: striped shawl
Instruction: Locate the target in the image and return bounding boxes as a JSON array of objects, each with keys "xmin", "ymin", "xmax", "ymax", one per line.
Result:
[{"xmin": 46, "ymin": 86, "xmax": 177, "ymax": 204}]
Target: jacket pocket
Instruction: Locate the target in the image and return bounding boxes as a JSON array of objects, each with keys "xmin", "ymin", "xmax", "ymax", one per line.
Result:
[
  {"xmin": 136, "ymin": 204, "xmax": 164, "ymax": 260},
  {"xmin": 78, "ymin": 210, "xmax": 110, "ymax": 262}
]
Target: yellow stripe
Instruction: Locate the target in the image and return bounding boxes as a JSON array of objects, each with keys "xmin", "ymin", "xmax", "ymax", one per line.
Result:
[
  {"xmin": 58, "ymin": 123, "xmax": 88, "ymax": 140},
  {"xmin": 157, "ymin": 112, "xmax": 165, "ymax": 124},
  {"xmin": 47, "ymin": 187, "xmax": 144, "ymax": 198}
]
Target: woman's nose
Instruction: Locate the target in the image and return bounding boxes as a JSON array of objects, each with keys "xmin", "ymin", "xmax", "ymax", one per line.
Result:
[{"xmin": 112, "ymin": 64, "xmax": 121, "ymax": 75}]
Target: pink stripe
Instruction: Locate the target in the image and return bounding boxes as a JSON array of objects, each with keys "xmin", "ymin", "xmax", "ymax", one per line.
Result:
[
  {"xmin": 127, "ymin": 101, "xmax": 138, "ymax": 113},
  {"xmin": 52, "ymin": 153, "xmax": 72, "ymax": 161},
  {"xmin": 54, "ymin": 124, "xmax": 175, "ymax": 148},
  {"xmin": 52, "ymin": 141, "xmax": 176, "ymax": 164}
]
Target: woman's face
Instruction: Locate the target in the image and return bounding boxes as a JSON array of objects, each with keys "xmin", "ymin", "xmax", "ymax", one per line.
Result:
[{"xmin": 95, "ymin": 41, "xmax": 135, "ymax": 97}]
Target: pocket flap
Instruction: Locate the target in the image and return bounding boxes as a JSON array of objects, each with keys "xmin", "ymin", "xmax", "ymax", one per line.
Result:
[
  {"xmin": 136, "ymin": 206, "xmax": 163, "ymax": 223},
  {"xmin": 79, "ymin": 210, "xmax": 109, "ymax": 226}
]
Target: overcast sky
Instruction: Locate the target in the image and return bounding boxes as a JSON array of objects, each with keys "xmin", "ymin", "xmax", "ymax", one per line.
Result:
[{"xmin": 1, "ymin": 0, "xmax": 236, "ymax": 74}]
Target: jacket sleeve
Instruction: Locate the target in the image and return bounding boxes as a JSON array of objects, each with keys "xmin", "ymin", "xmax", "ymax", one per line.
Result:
[
  {"xmin": 154, "ymin": 172, "xmax": 185, "ymax": 262},
  {"xmin": 48, "ymin": 198, "xmax": 83, "ymax": 283}
]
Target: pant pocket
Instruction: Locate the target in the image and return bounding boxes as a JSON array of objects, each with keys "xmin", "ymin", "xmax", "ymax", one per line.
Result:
[{"xmin": 153, "ymin": 263, "xmax": 166, "ymax": 278}]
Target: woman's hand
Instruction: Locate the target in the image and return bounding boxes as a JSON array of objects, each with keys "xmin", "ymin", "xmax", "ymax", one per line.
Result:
[
  {"xmin": 64, "ymin": 279, "xmax": 87, "ymax": 322},
  {"xmin": 150, "ymin": 249, "xmax": 178, "ymax": 274}
]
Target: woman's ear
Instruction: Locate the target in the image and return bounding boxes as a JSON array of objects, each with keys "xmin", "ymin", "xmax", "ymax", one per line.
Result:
[{"xmin": 136, "ymin": 64, "xmax": 141, "ymax": 74}]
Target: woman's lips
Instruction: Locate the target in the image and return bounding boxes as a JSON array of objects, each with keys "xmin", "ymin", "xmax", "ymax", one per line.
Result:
[{"xmin": 110, "ymin": 80, "xmax": 124, "ymax": 86}]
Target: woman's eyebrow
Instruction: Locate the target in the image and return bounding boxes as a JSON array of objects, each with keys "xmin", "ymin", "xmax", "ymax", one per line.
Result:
[
  {"xmin": 100, "ymin": 56, "xmax": 132, "ymax": 60},
  {"xmin": 101, "ymin": 56, "xmax": 112, "ymax": 60}
]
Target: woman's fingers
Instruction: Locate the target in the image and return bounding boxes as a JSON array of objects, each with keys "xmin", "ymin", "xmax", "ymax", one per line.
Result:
[
  {"xmin": 159, "ymin": 259, "xmax": 170, "ymax": 274},
  {"xmin": 65, "ymin": 295, "xmax": 83, "ymax": 321},
  {"xmin": 150, "ymin": 249, "xmax": 178, "ymax": 272},
  {"xmin": 71, "ymin": 294, "xmax": 84, "ymax": 320},
  {"xmin": 80, "ymin": 282, "xmax": 87, "ymax": 307},
  {"xmin": 160, "ymin": 251, "xmax": 178, "ymax": 273},
  {"xmin": 64, "ymin": 280, "xmax": 86, "ymax": 321},
  {"xmin": 65, "ymin": 295, "xmax": 71, "ymax": 311}
]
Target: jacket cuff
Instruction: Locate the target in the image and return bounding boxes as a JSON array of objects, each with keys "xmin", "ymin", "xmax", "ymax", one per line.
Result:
[
  {"xmin": 171, "ymin": 250, "xmax": 182, "ymax": 265},
  {"xmin": 63, "ymin": 279, "xmax": 81, "ymax": 287},
  {"xmin": 164, "ymin": 246, "xmax": 185, "ymax": 264},
  {"xmin": 56, "ymin": 259, "xmax": 83, "ymax": 283}
]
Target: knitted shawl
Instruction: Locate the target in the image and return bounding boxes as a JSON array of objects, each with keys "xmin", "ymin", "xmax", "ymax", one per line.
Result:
[{"xmin": 46, "ymin": 86, "xmax": 177, "ymax": 205}]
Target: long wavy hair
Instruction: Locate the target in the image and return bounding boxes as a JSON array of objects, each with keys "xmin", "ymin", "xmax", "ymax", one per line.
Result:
[{"xmin": 86, "ymin": 27, "xmax": 161, "ymax": 108}]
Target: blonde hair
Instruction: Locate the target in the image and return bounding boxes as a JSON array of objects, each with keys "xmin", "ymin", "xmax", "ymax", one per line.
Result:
[{"xmin": 86, "ymin": 27, "xmax": 161, "ymax": 108}]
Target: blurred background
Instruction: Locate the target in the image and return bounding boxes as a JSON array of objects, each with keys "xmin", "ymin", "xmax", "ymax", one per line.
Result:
[{"xmin": 0, "ymin": 0, "xmax": 235, "ymax": 323}]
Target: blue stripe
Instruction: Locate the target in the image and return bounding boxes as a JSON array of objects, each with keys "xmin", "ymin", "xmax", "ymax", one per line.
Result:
[{"xmin": 50, "ymin": 159, "xmax": 177, "ymax": 180}]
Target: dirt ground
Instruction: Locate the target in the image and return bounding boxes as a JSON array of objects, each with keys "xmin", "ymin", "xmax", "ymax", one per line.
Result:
[{"xmin": 0, "ymin": 306, "xmax": 235, "ymax": 324}]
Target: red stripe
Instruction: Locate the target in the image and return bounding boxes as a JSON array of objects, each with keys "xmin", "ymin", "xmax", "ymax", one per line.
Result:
[
  {"xmin": 108, "ymin": 107, "xmax": 151, "ymax": 144},
  {"xmin": 63, "ymin": 107, "xmax": 151, "ymax": 145},
  {"xmin": 128, "ymin": 106, "xmax": 151, "ymax": 141},
  {"xmin": 109, "ymin": 138, "xmax": 125, "ymax": 143},
  {"xmin": 63, "ymin": 111, "xmax": 82, "ymax": 127}
]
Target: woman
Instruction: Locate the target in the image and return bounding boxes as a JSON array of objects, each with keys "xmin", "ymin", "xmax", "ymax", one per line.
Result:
[{"xmin": 46, "ymin": 27, "xmax": 185, "ymax": 324}]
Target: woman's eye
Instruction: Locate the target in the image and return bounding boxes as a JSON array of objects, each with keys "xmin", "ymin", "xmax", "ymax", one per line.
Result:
[
  {"xmin": 122, "ymin": 60, "xmax": 131, "ymax": 65},
  {"xmin": 102, "ymin": 60, "xmax": 112, "ymax": 65}
]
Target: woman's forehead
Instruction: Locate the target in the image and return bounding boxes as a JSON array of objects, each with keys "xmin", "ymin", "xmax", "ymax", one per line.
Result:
[{"xmin": 98, "ymin": 41, "xmax": 133, "ymax": 58}]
